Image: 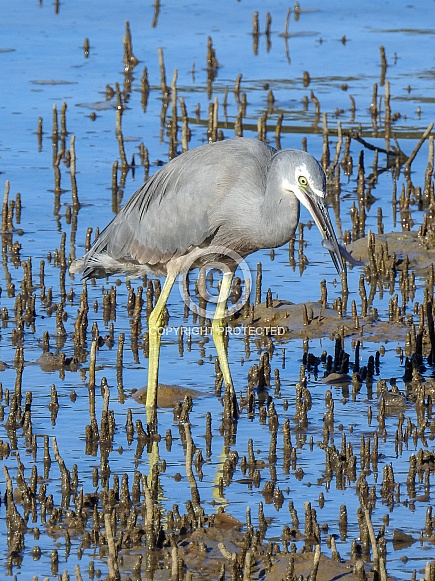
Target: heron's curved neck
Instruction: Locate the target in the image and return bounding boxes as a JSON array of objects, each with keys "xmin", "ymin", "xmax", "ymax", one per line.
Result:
[{"xmin": 256, "ymin": 159, "xmax": 300, "ymax": 248}]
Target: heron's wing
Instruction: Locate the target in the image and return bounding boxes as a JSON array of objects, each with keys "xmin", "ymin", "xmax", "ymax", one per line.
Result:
[{"xmin": 82, "ymin": 138, "xmax": 276, "ymax": 273}]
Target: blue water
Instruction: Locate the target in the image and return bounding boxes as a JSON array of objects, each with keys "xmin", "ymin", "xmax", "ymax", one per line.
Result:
[{"xmin": 1, "ymin": 0, "xmax": 435, "ymax": 578}]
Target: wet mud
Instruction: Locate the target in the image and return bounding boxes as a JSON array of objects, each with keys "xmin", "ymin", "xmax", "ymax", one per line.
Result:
[{"xmin": 1, "ymin": 1, "xmax": 435, "ymax": 580}]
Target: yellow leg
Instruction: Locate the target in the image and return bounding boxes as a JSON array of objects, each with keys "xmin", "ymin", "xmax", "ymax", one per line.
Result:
[
  {"xmin": 211, "ymin": 271, "xmax": 238, "ymax": 417},
  {"xmin": 146, "ymin": 274, "xmax": 176, "ymax": 427}
]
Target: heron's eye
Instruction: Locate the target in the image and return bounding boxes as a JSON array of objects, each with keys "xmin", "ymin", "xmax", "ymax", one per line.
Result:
[{"xmin": 298, "ymin": 175, "xmax": 308, "ymax": 187}]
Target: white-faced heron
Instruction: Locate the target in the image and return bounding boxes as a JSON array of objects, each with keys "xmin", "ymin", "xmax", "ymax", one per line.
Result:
[{"xmin": 71, "ymin": 137, "xmax": 345, "ymax": 427}]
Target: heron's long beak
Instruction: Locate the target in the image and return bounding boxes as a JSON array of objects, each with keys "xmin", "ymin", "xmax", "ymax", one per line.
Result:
[{"xmin": 296, "ymin": 186, "xmax": 345, "ymax": 274}]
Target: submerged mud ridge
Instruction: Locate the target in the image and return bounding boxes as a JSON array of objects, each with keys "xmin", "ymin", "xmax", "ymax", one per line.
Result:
[
  {"xmin": 235, "ymin": 220, "xmax": 435, "ymax": 366},
  {"xmin": 235, "ymin": 298, "xmax": 414, "ymax": 345}
]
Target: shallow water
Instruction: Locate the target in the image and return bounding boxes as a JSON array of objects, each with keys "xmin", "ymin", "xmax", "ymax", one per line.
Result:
[{"xmin": 1, "ymin": 1, "xmax": 435, "ymax": 579}]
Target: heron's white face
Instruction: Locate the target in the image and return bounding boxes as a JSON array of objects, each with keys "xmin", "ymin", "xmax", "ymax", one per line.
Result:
[
  {"xmin": 282, "ymin": 162, "xmax": 325, "ymax": 208},
  {"xmin": 296, "ymin": 162, "xmax": 325, "ymax": 195},
  {"xmin": 276, "ymin": 150, "xmax": 344, "ymax": 272}
]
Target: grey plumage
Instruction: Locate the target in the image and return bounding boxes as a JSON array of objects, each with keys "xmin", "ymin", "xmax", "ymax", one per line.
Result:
[{"xmin": 71, "ymin": 137, "xmax": 343, "ymax": 279}]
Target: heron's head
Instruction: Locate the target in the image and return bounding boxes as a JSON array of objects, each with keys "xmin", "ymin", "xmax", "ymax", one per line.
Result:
[{"xmin": 276, "ymin": 149, "xmax": 345, "ymax": 274}]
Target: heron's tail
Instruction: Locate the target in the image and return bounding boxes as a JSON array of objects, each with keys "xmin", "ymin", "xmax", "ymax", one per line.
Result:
[
  {"xmin": 69, "ymin": 257, "xmax": 85, "ymax": 275},
  {"xmin": 69, "ymin": 253, "xmax": 149, "ymax": 279}
]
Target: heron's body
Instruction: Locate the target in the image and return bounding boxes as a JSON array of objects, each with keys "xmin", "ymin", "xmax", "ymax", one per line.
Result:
[
  {"xmin": 71, "ymin": 137, "xmax": 344, "ymax": 427},
  {"xmin": 76, "ymin": 139, "xmax": 304, "ymax": 279}
]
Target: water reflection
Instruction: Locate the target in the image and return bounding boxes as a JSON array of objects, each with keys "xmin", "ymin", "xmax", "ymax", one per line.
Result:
[{"xmin": 1, "ymin": 0, "xmax": 435, "ymax": 578}]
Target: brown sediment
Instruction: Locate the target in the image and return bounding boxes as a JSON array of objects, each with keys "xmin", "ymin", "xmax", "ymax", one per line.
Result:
[
  {"xmin": 132, "ymin": 384, "xmax": 202, "ymax": 408},
  {"xmin": 2, "ymin": 9, "xmax": 435, "ymax": 581}
]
